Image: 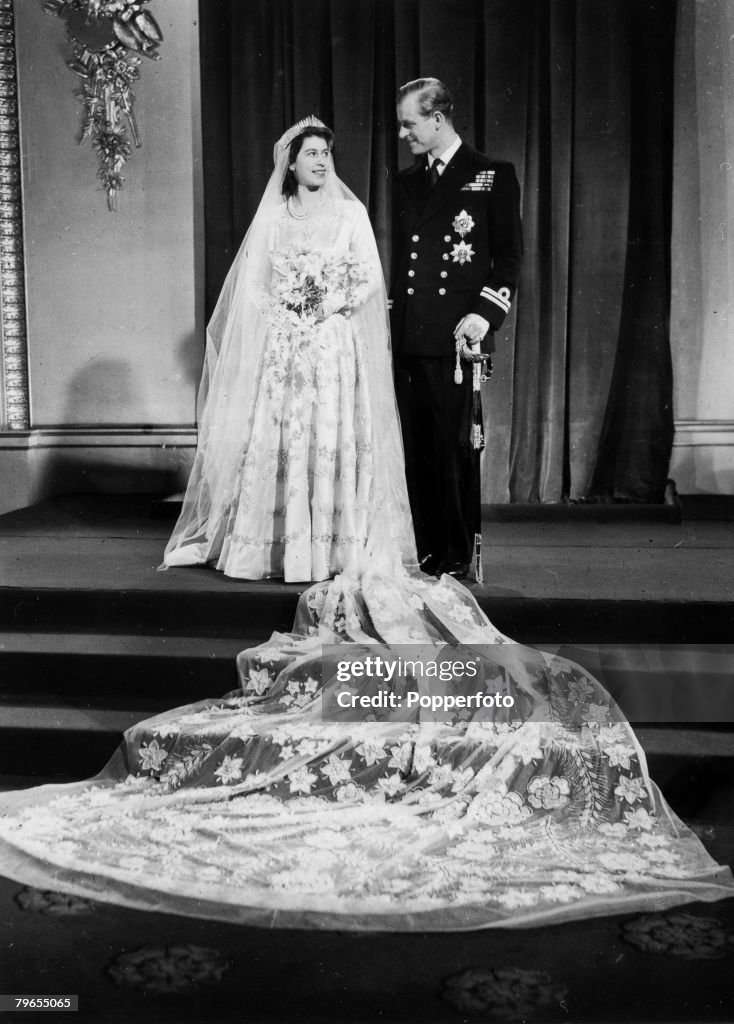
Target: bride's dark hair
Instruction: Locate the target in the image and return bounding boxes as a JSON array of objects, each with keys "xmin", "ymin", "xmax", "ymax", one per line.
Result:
[{"xmin": 282, "ymin": 127, "xmax": 334, "ymax": 198}]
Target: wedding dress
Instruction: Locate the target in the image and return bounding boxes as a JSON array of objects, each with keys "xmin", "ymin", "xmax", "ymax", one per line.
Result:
[
  {"xmin": 0, "ymin": 121, "xmax": 730, "ymax": 929},
  {"xmin": 161, "ymin": 120, "xmax": 415, "ymax": 581}
]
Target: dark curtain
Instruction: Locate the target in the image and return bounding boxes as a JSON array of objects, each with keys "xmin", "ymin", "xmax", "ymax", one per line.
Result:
[{"xmin": 199, "ymin": 0, "xmax": 676, "ymax": 504}]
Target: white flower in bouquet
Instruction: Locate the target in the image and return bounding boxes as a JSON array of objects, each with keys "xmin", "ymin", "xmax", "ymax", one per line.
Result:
[{"xmin": 269, "ymin": 244, "xmax": 370, "ymax": 326}]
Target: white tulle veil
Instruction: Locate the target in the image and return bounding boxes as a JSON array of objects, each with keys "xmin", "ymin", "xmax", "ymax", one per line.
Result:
[{"xmin": 164, "ymin": 117, "xmax": 417, "ymax": 576}]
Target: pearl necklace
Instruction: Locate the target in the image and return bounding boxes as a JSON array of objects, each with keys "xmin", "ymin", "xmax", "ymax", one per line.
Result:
[{"xmin": 287, "ymin": 191, "xmax": 327, "ymax": 220}]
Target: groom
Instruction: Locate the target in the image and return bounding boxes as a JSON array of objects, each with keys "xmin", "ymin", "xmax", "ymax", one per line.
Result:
[{"xmin": 390, "ymin": 78, "xmax": 523, "ymax": 580}]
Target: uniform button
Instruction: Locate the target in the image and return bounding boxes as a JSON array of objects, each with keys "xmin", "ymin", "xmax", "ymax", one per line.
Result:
[
  {"xmin": 442, "ymin": 253, "xmax": 449, "ymax": 261},
  {"xmin": 438, "ymin": 288, "xmax": 446, "ymax": 296},
  {"xmin": 412, "ymin": 234, "xmax": 420, "ymax": 242},
  {"xmin": 408, "ymin": 269, "xmax": 415, "ymax": 277},
  {"xmin": 407, "ymin": 287, "xmax": 414, "ymax": 295},
  {"xmin": 410, "ymin": 252, "xmax": 417, "ymax": 260},
  {"xmin": 440, "ymin": 271, "xmax": 448, "ymax": 278},
  {"xmin": 444, "ymin": 235, "xmax": 452, "ymax": 242}
]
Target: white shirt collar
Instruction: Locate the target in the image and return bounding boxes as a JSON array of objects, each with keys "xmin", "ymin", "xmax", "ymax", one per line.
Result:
[{"xmin": 428, "ymin": 136, "xmax": 462, "ymax": 169}]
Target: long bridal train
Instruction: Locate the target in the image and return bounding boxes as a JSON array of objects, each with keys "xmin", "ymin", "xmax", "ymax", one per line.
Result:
[{"xmin": 0, "ymin": 570, "xmax": 731, "ymax": 930}]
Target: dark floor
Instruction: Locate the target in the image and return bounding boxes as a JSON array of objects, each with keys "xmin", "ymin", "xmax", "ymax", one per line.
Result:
[{"xmin": 1, "ymin": 492, "xmax": 733, "ymax": 604}]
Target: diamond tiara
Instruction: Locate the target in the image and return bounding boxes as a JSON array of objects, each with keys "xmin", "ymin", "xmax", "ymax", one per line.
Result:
[{"xmin": 278, "ymin": 116, "xmax": 328, "ymax": 152}]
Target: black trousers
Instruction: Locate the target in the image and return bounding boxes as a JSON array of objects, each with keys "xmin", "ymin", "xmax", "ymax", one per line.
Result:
[{"xmin": 396, "ymin": 356, "xmax": 481, "ymax": 566}]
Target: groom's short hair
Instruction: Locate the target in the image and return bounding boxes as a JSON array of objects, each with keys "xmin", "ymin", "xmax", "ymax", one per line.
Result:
[{"xmin": 396, "ymin": 78, "xmax": 454, "ymax": 122}]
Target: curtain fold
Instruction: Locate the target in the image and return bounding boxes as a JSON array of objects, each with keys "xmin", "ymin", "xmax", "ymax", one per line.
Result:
[{"xmin": 199, "ymin": 0, "xmax": 677, "ymax": 504}]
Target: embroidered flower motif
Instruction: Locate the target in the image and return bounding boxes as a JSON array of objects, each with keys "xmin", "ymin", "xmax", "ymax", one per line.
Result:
[
  {"xmin": 466, "ymin": 788, "xmax": 532, "ymax": 826},
  {"xmin": 255, "ymin": 646, "xmax": 283, "ymax": 664},
  {"xmin": 108, "ymin": 945, "xmax": 229, "ymax": 993},
  {"xmin": 387, "ymin": 742, "xmax": 413, "ymax": 773},
  {"xmin": 623, "ymin": 807, "xmax": 656, "ymax": 831},
  {"xmin": 378, "ymin": 772, "xmax": 404, "ymax": 798},
  {"xmin": 511, "ymin": 724, "xmax": 544, "ymax": 764},
  {"xmin": 623, "ymin": 913, "xmax": 734, "ymax": 960},
  {"xmin": 603, "ymin": 744, "xmax": 635, "ymax": 770},
  {"xmin": 615, "ymin": 775, "xmax": 647, "ymax": 805},
  {"xmin": 138, "ymin": 739, "xmax": 168, "ymax": 773},
  {"xmin": 538, "ymin": 883, "xmax": 583, "ymax": 904},
  {"xmin": 597, "ymin": 851, "xmax": 649, "ymax": 874},
  {"xmin": 214, "ymin": 755, "xmax": 244, "ymax": 785},
  {"xmin": 450, "ymin": 241, "xmax": 475, "ymax": 265},
  {"xmin": 495, "ymin": 889, "xmax": 538, "ymax": 910},
  {"xmin": 15, "ymin": 887, "xmax": 97, "ymax": 916},
  {"xmin": 427, "ymin": 763, "xmax": 454, "ymax": 787},
  {"xmin": 307, "ymin": 588, "xmax": 327, "ymax": 618},
  {"xmin": 320, "ymin": 753, "xmax": 353, "ymax": 786},
  {"xmin": 527, "ymin": 775, "xmax": 571, "ymax": 810},
  {"xmin": 567, "ymin": 676, "xmax": 595, "ymax": 703},
  {"xmin": 412, "ymin": 744, "xmax": 437, "ymax": 774},
  {"xmin": 334, "ymin": 781, "xmax": 364, "ymax": 802},
  {"xmin": 287, "ymin": 767, "xmax": 319, "ymax": 794},
  {"xmin": 355, "ymin": 739, "xmax": 388, "ymax": 765},
  {"xmin": 598, "ymin": 724, "xmax": 628, "ymax": 746},
  {"xmin": 452, "ymin": 209, "xmax": 475, "ymax": 237},
  {"xmin": 585, "ymin": 702, "xmax": 610, "ymax": 725},
  {"xmin": 245, "ymin": 667, "xmax": 271, "ymax": 696}
]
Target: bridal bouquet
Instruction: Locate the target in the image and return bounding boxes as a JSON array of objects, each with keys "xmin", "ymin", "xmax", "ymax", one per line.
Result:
[{"xmin": 269, "ymin": 245, "xmax": 370, "ymax": 327}]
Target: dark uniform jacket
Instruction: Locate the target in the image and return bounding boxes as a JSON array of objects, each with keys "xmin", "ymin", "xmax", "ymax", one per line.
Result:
[{"xmin": 390, "ymin": 142, "xmax": 523, "ymax": 358}]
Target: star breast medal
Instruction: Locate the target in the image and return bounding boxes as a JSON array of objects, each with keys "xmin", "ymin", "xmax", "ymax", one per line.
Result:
[
  {"xmin": 451, "ymin": 240, "xmax": 474, "ymax": 264},
  {"xmin": 452, "ymin": 209, "xmax": 475, "ymax": 237}
]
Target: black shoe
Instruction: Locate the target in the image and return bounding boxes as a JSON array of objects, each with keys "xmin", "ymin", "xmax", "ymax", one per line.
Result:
[
  {"xmin": 419, "ymin": 553, "xmax": 439, "ymax": 576},
  {"xmin": 435, "ymin": 561, "xmax": 470, "ymax": 580}
]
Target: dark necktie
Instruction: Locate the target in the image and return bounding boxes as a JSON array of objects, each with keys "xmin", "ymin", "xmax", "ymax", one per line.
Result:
[{"xmin": 429, "ymin": 157, "xmax": 443, "ymax": 187}]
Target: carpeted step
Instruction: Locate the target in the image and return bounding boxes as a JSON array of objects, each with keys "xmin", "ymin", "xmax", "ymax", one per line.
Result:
[
  {"xmin": 0, "ymin": 582, "xmax": 302, "ymax": 639},
  {"xmin": 0, "ymin": 705, "xmax": 151, "ymax": 777},
  {"xmin": 0, "ymin": 632, "xmax": 250, "ymax": 708},
  {"xmin": 2, "ymin": 582, "xmax": 733, "ymax": 644}
]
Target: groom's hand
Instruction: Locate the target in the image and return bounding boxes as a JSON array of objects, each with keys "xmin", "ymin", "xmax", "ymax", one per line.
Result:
[{"xmin": 454, "ymin": 313, "xmax": 489, "ymax": 345}]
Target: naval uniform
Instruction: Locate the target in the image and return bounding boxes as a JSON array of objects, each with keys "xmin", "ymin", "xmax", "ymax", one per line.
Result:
[{"xmin": 390, "ymin": 141, "xmax": 523, "ymax": 569}]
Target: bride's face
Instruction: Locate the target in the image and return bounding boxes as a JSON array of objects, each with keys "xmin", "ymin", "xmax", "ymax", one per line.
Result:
[{"xmin": 290, "ymin": 136, "xmax": 331, "ymax": 190}]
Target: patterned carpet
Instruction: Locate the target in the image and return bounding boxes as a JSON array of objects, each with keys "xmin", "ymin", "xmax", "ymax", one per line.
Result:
[{"xmin": 2, "ymin": 823, "xmax": 733, "ymax": 1023}]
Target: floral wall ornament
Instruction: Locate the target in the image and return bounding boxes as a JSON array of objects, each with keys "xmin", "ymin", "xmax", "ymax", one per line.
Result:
[{"xmin": 43, "ymin": 0, "xmax": 163, "ymax": 210}]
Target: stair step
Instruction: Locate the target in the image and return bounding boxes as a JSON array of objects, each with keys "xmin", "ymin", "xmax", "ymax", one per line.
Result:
[
  {"xmin": 3, "ymin": 584, "xmax": 734, "ymax": 644},
  {"xmin": 0, "ymin": 705, "xmax": 152, "ymax": 776},
  {"xmin": 538, "ymin": 642, "xmax": 734, "ymax": 725},
  {"xmin": 0, "ymin": 583, "xmax": 303, "ymax": 639},
  {"xmin": 0, "ymin": 632, "xmax": 254, "ymax": 705}
]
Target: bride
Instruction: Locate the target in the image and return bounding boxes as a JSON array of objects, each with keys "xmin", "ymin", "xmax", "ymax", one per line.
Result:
[
  {"xmin": 162, "ymin": 116, "xmax": 415, "ymax": 581},
  {"xmin": 0, "ymin": 119, "xmax": 731, "ymax": 930}
]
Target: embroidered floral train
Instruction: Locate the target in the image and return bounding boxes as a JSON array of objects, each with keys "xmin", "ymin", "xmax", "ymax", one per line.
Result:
[{"xmin": 0, "ymin": 570, "xmax": 731, "ymax": 930}]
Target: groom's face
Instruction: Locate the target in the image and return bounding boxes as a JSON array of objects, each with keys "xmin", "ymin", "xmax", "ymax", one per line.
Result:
[{"xmin": 397, "ymin": 94, "xmax": 437, "ymax": 156}]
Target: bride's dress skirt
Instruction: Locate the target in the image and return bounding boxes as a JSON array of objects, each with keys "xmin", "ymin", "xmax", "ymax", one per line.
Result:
[{"xmin": 0, "ymin": 573, "xmax": 731, "ymax": 930}]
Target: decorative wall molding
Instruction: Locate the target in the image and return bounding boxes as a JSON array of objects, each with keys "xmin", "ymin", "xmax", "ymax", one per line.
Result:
[
  {"xmin": 673, "ymin": 420, "xmax": 734, "ymax": 447},
  {"xmin": 0, "ymin": 0, "xmax": 29, "ymax": 430},
  {"xmin": 0, "ymin": 426, "xmax": 197, "ymax": 515},
  {"xmin": 0, "ymin": 426, "xmax": 197, "ymax": 450},
  {"xmin": 670, "ymin": 419, "xmax": 734, "ymax": 494}
]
